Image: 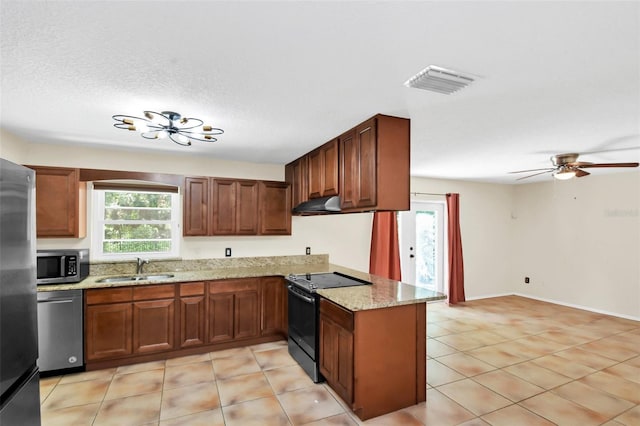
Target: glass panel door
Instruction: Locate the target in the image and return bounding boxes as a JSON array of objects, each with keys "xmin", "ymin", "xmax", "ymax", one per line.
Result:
[{"xmin": 399, "ymin": 201, "xmax": 446, "ymax": 294}]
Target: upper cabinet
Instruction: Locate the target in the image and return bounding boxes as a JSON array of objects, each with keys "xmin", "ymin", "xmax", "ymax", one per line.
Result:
[
  {"xmin": 28, "ymin": 166, "xmax": 87, "ymax": 238},
  {"xmin": 308, "ymin": 138, "xmax": 339, "ymax": 199},
  {"xmin": 340, "ymin": 115, "xmax": 409, "ymax": 212},
  {"xmin": 259, "ymin": 181, "xmax": 292, "ymax": 235},
  {"xmin": 211, "ymin": 178, "xmax": 259, "ymax": 235},
  {"xmin": 284, "ymin": 156, "xmax": 308, "ymax": 211},
  {"xmin": 183, "ymin": 177, "xmax": 291, "ymax": 236},
  {"xmin": 285, "ymin": 114, "xmax": 410, "ymax": 214}
]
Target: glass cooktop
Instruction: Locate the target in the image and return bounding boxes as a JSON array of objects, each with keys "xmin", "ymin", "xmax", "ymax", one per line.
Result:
[{"xmin": 286, "ymin": 272, "xmax": 371, "ymax": 293}]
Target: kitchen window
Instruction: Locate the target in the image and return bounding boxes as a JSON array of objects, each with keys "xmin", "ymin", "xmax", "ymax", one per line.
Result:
[{"xmin": 91, "ymin": 183, "xmax": 181, "ymax": 260}]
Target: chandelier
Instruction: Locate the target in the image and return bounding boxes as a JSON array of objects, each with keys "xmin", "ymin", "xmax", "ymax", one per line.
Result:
[{"xmin": 112, "ymin": 111, "xmax": 224, "ymax": 146}]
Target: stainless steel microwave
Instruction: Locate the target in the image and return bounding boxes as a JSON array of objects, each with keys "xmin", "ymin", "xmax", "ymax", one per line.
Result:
[{"xmin": 36, "ymin": 249, "xmax": 89, "ymax": 285}]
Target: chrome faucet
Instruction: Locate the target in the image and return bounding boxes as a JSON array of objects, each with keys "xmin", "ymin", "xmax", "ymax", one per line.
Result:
[{"xmin": 136, "ymin": 257, "xmax": 149, "ymax": 274}]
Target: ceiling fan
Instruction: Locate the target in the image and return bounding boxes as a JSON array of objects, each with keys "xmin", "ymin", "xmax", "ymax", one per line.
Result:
[{"xmin": 510, "ymin": 153, "xmax": 639, "ymax": 181}]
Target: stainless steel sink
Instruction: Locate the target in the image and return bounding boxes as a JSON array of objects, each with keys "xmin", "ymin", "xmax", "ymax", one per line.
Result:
[{"xmin": 96, "ymin": 274, "xmax": 175, "ymax": 283}]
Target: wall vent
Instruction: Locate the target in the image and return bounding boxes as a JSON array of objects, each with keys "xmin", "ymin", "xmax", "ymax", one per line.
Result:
[{"xmin": 404, "ymin": 65, "xmax": 474, "ymax": 95}]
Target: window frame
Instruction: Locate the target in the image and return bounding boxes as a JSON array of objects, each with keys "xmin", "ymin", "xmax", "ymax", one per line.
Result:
[{"xmin": 91, "ymin": 185, "xmax": 181, "ymax": 261}]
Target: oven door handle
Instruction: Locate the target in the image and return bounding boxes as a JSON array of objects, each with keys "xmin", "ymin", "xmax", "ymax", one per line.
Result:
[{"xmin": 287, "ymin": 285, "xmax": 316, "ymax": 304}]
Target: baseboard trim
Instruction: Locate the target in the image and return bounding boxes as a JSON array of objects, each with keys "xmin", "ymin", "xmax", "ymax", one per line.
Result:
[{"xmin": 461, "ymin": 293, "xmax": 639, "ymax": 322}]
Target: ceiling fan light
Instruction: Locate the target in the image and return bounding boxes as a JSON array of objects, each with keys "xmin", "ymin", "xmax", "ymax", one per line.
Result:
[{"xmin": 553, "ymin": 169, "xmax": 576, "ymax": 180}]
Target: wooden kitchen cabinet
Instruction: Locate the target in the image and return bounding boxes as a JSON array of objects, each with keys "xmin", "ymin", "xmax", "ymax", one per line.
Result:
[
  {"xmin": 259, "ymin": 181, "xmax": 292, "ymax": 235},
  {"xmin": 339, "ymin": 115, "xmax": 410, "ymax": 212},
  {"xmin": 308, "ymin": 138, "xmax": 339, "ymax": 199},
  {"xmin": 284, "ymin": 156, "xmax": 308, "ymax": 210},
  {"xmin": 207, "ymin": 279, "xmax": 260, "ymax": 344},
  {"xmin": 85, "ymin": 277, "xmax": 285, "ymax": 370},
  {"xmin": 132, "ymin": 284, "xmax": 176, "ymax": 354},
  {"xmin": 319, "ymin": 298, "xmax": 426, "ymax": 421},
  {"xmin": 179, "ymin": 282, "xmax": 206, "ymax": 348},
  {"xmin": 183, "ymin": 176, "xmax": 290, "ymax": 236},
  {"xmin": 319, "ymin": 298, "xmax": 354, "ymax": 404},
  {"xmin": 285, "ymin": 114, "xmax": 409, "ymax": 215},
  {"xmin": 29, "ymin": 166, "xmax": 86, "ymax": 238},
  {"xmin": 183, "ymin": 176, "xmax": 209, "ymax": 236},
  {"xmin": 85, "ymin": 303, "xmax": 133, "ymax": 361},
  {"xmin": 211, "ymin": 178, "xmax": 259, "ymax": 235},
  {"xmin": 85, "ymin": 288, "xmax": 133, "ymax": 361},
  {"xmin": 260, "ymin": 276, "xmax": 287, "ymax": 336}
]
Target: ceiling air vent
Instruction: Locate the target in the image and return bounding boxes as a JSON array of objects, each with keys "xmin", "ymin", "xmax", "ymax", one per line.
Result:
[{"xmin": 404, "ymin": 65, "xmax": 474, "ymax": 95}]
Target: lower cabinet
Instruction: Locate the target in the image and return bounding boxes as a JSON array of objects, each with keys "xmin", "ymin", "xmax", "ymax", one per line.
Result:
[
  {"xmin": 260, "ymin": 276, "xmax": 287, "ymax": 336},
  {"xmin": 85, "ymin": 277, "xmax": 287, "ymax": 368},
  {"xmin": 132, "ymin": 298, "xmax": 175, "ymax": 354},
  {"xmin": 179, "ymin": 282, "xmax": 206, "ymax": 348},
  {"xmin": 207, "ymin": 279, "xmax": 260, "ymax": 343},
  {"xmin": 319, "ymin": 299, "xmax": 354, "ymax": 405},
  {"xmin": 319, "ymin": 298, "xmax": 427, "ymax": 421},
  {"xmin": 86, "ymin": 302, "xmax": 133, "ymax": 361}
]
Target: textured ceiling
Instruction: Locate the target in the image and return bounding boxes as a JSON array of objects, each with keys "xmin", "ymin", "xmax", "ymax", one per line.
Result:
[{"xmin": 1, "ymin": 1, "xmax": 639, "ymax": 183}]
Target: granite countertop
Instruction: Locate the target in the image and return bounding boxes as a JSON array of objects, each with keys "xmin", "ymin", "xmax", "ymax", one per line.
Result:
[{"xmin": 38, "ymin": 262, "xmax": 446, "ymax": 311}]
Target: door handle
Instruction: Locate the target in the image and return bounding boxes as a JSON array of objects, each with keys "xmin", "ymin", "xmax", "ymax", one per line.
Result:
[{"xmin": 38, "ymin": 299, "xmax": 73, "ymax": 304}]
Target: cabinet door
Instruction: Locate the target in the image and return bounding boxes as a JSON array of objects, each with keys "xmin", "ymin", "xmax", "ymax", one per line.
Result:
[
  {"xmin": 339, "ymin": 129, "xmax": 357, "ymax": 209},
  {"xmin": 355, "ymin": 119, "xmax": 377, "ymax": 208},
  {"xmin": 319, "ymin": 315, "xmax": 338, "ymax": 382},
  {"xmin": 335, "ymin": 326, "xmax": 354, "ymax": 403},
  {"xmin": 132, "ymin": 299, "xmax": 175, "ymax": 354},
  {"xmin": 85, "ymin": 303, "xmax": 132, "ymax": 361},
  {"xmin": 183, "ymin": 177, "xmax": 209, "ymax": 236},
  {"xmin": 234, "ymin": 290, "xmax": 260, "ymax": 340},
  {"xmin": 32, "ymin": 166, "xmax": 85, "ymax": 238},
  {"xmin": 322, "ymin": 139, "xmax": 339, "ymax": 197},
  {"xmin": 210, "ymin": 178, "xmax": 237, "ymax": 235},
  {"xmin": 285, "ymin": 157, "xmax": 308, "ymax": 210},
  {"xmin": 207, "ymin": 292, "xmax": 235, "ymax": 343},
  {"xmin": 261, "ymin": 277, "xmax": 285, "ymax": 336},
  {"xmin": 179, "ymin": 295, "xmax": 206, "ymax": 348},
  {"xmin": 236, "ymin": 180, "xmax": 259, "ymax": 235},
  {"xmin": 259, "ymin": 181, "xmax": 291, "ymax": 235},
  {"xmin": 308, "ymin": 148, "xmax": 323, "ymax": 199}
]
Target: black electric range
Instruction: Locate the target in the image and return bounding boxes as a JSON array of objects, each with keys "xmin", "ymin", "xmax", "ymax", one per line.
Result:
[{"xmin": 285, "ymin": 271, "xmax": 371, "ymax": 382}]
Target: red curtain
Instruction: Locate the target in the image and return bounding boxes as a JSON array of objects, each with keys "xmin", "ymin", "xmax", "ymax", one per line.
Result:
[
  {"xmin": 446, "ymin": 193, "xmax": 466, "ymax": 304},
  {"xmin": 369, "ymin": 211, "xmax": 402, "ymax": 281}
]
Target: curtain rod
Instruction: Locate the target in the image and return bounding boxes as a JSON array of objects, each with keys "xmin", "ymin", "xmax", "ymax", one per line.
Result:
[{"xmin": 410, "ymin": 191, "xmax": 447, "ymax": 197}]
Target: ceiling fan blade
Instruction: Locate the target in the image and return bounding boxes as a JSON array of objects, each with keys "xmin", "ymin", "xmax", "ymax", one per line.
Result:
[
  {"xmin": 516, "ymin": 170, "xmax": 554, "ymax": 181},
  {"xmin": 509, "ymin": 168, "xmax": 555, "ymax": 174},
  {"xmin": 566, "ymin": 161, "xmax": 594, "ymax": 167},
  {"xmin": 578, "ymin": 162, "xmax": 639, "ymax": 168},
  {"xmin": 575, "ymin": 169, "xmax": 590, "ymax": 178}
]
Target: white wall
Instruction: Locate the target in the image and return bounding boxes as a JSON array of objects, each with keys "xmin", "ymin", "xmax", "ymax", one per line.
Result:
[
  {"xmin": 0, "ymin": 130, "xmax": 372, "ymax": 272},
  {"xmin": 512, "ymin": 172, "xmax": 640, "ymax": 318}
]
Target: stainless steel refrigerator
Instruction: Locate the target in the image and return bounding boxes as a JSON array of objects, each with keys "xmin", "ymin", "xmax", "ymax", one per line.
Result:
[{"xmin": 0, "ymin": 159, "xmax": 41, "ymax": 425}]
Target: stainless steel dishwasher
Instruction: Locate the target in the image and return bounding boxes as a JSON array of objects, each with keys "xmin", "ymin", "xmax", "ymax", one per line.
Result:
[{"xmin": 37, "ymin": 289, "xmax": 84, "ymax": 373}]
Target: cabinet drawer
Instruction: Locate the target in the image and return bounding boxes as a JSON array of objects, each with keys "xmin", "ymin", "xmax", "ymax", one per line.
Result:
[
  {"xmin": 208, "ymin": 279, "xmax": 259, "ymax": 293},
  {"xmin": 133, "ymin": 284, "xmax": 176, "ymax": 301},
  {"xmin": 320, "ymin": 298, "xmax": 354, "ymax": 332},
  {"xmin": 180, "ymin": 282, "xmax": 205, "ymax": 296},
  {"xmin": 86, "ymin": 287, "xmax": 132, "ymax": 305}
]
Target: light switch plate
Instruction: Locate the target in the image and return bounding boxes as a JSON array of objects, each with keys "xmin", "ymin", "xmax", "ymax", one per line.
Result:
[{"xmin": 225, "ymin": 248, "xmax": 232, "ymax": 257}]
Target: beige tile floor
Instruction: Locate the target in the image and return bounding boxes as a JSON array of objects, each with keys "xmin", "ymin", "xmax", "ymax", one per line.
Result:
[{"xmin": 40, "ymin": 296, "xmax": 640, "ymax": 425}]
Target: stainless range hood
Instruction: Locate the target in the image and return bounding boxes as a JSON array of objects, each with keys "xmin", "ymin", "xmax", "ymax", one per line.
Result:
[{"xmin": 292, "ymin": 196, "xmax": 341, "ymax": 214}]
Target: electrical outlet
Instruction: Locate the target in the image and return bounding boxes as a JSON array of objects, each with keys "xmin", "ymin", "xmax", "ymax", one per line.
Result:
[
  {"xmin": 306, "ymin": 247, "xmax": 311, "ymax": 255},
  {"xmin": 225, "ymin": 248, "xmax": 232, "ymax": 257},
  {"xmin": 524, "ymin": 277, "xmax": 530, "ymax": 284}
]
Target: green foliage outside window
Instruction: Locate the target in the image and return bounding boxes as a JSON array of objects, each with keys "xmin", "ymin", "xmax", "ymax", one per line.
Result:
[{"xmin": 101, "ymin": 191, "xmax": 174, "ymax": 254}]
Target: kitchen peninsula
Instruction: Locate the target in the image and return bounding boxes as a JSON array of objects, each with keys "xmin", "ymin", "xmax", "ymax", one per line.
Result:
[{"xmin": 37, "ymin": 255, "xmax": 445, "ymax": 420}]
